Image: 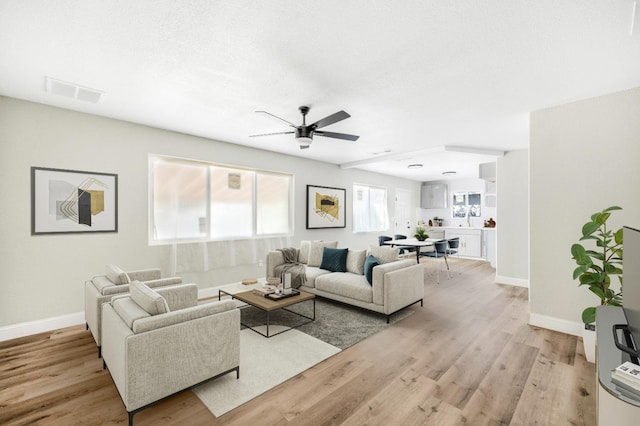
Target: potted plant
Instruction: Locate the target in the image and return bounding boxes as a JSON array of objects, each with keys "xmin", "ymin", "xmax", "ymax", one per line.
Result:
[
  {"xmin": 414, "ymin": 228, "xmax": 429, "ymax": 241},
  {"xmin": 570, "ymin": 205, "xmax": 623, "ymax": 362}
]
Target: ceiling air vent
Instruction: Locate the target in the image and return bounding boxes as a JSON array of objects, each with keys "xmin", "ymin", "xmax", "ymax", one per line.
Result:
[{"xmin": 45, "ymin": 77, "xmax": 105, "ymax": 104}]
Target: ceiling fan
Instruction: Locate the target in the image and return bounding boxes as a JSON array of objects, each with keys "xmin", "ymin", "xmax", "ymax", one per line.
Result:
[{"xmin": 250, "ymin": 106, "xmax": 359, "ymax": 149}]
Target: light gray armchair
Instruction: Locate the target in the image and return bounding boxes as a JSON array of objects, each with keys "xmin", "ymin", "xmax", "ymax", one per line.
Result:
[
  {"xmin": 84, "ymin": 264, "xmax": 182, "ymax": 357},
  {"xmin": 101, "ymin": 281, "xmax": 240, "ymax": 426}
]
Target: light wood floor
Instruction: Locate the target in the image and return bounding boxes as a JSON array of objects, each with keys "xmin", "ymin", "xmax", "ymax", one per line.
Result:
[{"xmin": 0, "ymin": 259, "xmax": 596, "ymax": 425}]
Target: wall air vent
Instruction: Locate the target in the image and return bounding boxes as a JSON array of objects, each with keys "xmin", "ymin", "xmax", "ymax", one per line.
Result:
[{"xmin": 45, "ymin": 77, "xmax": 105, "ymax": 104}]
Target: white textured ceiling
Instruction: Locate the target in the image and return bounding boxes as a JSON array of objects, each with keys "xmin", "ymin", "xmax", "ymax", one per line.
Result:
[{"xmin": 1, "ymin": 1, "xmax": 640, "ymax": 181}]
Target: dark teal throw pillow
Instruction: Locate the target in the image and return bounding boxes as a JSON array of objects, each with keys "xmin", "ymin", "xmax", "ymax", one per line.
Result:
[
  {"xmin": 364, "ymin": 254, "xmax": 380, "ymax": 285},
  {"xmin": 319, "ymin": 247, "xmax": 348, "ymax": 272}
]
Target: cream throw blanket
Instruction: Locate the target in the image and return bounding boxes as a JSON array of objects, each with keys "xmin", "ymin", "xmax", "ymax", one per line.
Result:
[{"xmin": 274, "ymin": 247, "xmax": 307, "ymax": 289}]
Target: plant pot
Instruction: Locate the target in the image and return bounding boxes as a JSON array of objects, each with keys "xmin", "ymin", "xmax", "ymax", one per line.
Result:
[{"xmin": 582, "ymin": 323, "xmax": 596, "ymax": 363}]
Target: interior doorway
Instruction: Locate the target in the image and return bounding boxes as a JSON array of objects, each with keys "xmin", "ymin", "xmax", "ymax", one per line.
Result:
[{"xmin": 394, "ymin": 188, "xmax": 412, "ymax": 237}]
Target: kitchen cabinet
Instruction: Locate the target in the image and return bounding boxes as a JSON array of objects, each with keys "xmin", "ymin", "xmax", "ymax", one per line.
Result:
[
  {"xmin": 444, "ymin": 228, "xmax": 482, "ymax": 258},
  {"xmin": 483, "ymin": 228, "xmax": 496, "ymax": 267},
  {"xmin": 426, "ymin": 228, "xmax": 445, "ymax": 240},
  {"xmin": 421, "ymin": 183, "xmax": 448, "ymax": 209}
]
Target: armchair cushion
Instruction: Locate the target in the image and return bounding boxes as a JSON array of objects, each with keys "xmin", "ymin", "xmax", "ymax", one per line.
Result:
[
  {"xmin": 112, "ymin": 297, "xmax": 150, "ymax": 328},
  {"xmin": 105, "ymin": 264, "xmax": 130, "ymax": 285},
  {"xmin": 130, "ymin": 281, "xmax": 169, "ymax": 315}
]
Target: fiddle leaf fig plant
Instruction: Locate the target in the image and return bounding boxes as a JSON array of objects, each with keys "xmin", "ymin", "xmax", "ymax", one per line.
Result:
[{"xmin": 570, "ymin": 206, "xmax": 623, "ymax": 325}]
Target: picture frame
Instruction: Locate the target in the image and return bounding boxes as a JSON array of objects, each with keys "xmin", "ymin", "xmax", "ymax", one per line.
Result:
[
  {"xmin": 306, "ymin": 184, "xmax": 346, "ymax": 229},
  {"xmin": 31, "ymin": 167, "xmax": 118, "ymax": 235}
]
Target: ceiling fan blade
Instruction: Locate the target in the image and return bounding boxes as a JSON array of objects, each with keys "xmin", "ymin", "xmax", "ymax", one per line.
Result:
[
  {"xmin": 249, "ymin": 131, "xmax": 295, "ymax": 137},
  {"xmin": 310, "ymin": 110, "xmax": 350, "ymax": 129},
  {"xmin": 255, "ymin": 110, "xmax": 297, "ymax": 128},
  {"xmin": 315, "ymin": 130, "xmax": 359, "ymax": 141},
  {"xmin": 299, "ymin": 144, "xmax": 310, "ymax": 150}
]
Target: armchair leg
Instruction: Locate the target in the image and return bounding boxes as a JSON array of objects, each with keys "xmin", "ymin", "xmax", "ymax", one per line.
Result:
[
  {"xmin": 98, "ymin": 346, "xmax": 101, "ymax": 358},
  {"xmin": 86, "ymin": 323, "xmax": 89, "ymax": 331},
  {"xmin": 128, "ymin": 411, "xmax": 134, "ymax": 426}
]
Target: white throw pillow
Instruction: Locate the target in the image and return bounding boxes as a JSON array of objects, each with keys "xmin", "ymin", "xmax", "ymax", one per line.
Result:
[
  {"xmin": 298, "ymin": 240, "xmax": 311, "ymax": 264},
  {"xmin": 346, "ymin": 249, "xmax": 367, "ymax": 275},
  {"xmin": 369, "ymin": 246, "xmax": 400, "ymax": 264},
  {"xmin": 308, "ymin": 241, "xmax": 338, "ymax": 267},
  {"xmin": 129, "ymin": 280, "xmax": 170, "ymax": 315}
]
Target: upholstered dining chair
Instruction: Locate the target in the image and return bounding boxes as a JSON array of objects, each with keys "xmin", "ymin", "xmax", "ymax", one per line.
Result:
[
  {"xmin": 393, "ymin": 234, "xmax": 416, "ymax": 254},
  {"xmin": 422, "ymin": 240, "xmax": 450, "ymax": 284},
  {"xmin": 378, "ymin": 235, "xmax": 392, "ymax": 246},
  {"xmin": 446, "ymin": 237, "xmax": 460, "ymax": 273}
]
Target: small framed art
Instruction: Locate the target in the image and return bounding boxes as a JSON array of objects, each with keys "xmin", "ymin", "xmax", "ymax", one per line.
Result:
[{"xmin": 306, "ymin": 184, "xmax": 346, "ymax": 229}]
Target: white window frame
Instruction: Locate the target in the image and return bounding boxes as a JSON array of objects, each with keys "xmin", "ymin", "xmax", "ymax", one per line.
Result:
[{"xmin": 149, "ymin": 155, "xmax": 293, "ymax": 244}]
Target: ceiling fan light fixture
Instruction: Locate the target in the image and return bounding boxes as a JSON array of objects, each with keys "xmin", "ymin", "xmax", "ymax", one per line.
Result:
[
  {"xmin": 442, "ymin": 171, "xmax": 457, "ymax": 175},
  {"xmin": 296, "ymin": 136, "xmax": 312, "ymax": 146},
  {"xmin": 407, "ymin": 163, "xmax": 423, "ymax": 169}
]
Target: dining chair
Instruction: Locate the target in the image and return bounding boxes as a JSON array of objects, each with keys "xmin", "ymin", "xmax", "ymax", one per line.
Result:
[
  {"xmin": 422, "ymin": 240, "xmax": 450, "ymax": 283},
  {"xmin": 378, "ymin": 235, "xmax": 392, "ymax": 246},
  {"xmin": 446, "ymin": 237, "xmax": 460, "ymax": 273},
  {"xmin": 393, "ymin": 234, "xmax": 416, "ymax": 254}
]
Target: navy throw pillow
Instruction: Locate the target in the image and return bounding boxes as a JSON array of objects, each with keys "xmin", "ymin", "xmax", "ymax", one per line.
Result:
[
  {"xmin": 320, "ymin": 247, "xmax": 349, "ymax": 272},
  {"xmin": 364, "ymin": 255, "xmax": 380, "ymax": 285}
]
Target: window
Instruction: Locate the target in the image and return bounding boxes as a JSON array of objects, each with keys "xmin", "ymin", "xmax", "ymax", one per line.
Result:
[
  {"xmin": 353, "ymin": 184, "xmax": 389, "ymax": 232},
  {"xmin": 150, "ymin": 156, "xmax": 292, "ymax": 242},
  {"xmin": 452, "ymin": 191, "xmax": 481, "ymax": 218}
]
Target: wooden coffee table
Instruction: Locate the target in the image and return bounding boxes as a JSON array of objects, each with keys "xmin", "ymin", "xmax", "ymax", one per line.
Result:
[{"xmin": 218, "ymin": 288, "xmax": 315, "ymax": 338}]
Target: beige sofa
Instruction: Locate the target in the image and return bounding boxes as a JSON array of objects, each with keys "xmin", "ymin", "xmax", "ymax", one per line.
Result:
[
  {"xmin": 84, "ymin": 264, "xmax": 182, "ymax": 356},
  {"xmin": 266, "ymin": 241, "xmax": 424, "ymax": 322},
  {"xmin": 101, "ymin": 281, "xmax": 240, "ymax": 425}
]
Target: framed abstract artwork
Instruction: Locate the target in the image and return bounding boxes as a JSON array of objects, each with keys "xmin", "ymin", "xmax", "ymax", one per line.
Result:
[
  {"xmin": 306, "ymin": 184, "xmax": 346, "ymax": 229},
  {"xmin": 31, "ymin": 167, "xmax": 118, "ymax": 235}
]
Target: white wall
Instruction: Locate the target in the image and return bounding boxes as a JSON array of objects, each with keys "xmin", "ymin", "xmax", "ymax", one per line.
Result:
[
  {"xmin": 529, "ymin": 87, "xmax": 640, "ymax": 336},
  {"xmin": 496, "ymin": 150, "xmax": 529, "ymax": 286},
  {"xmin": 0, "ymin": 96, "xmax": 421, "ymax": 328}
]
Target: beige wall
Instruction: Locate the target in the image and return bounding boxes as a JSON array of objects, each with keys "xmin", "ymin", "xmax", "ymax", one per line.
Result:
[
  {"xmin": 529, "ymin": 87, "xmax": 640, "ymax": 335},
  {"xmin": 0, "ymin": 96, "xmax": 421, "ymax": 328}
]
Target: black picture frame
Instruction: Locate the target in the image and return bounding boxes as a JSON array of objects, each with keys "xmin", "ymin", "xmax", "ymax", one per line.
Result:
[
  {"xmin": 306, "ymin": 184, "xmax": 346, "ymax": 229},
  {"xmin": 31, "ymin": 167, "xmax": 118, "ymax": 235}
]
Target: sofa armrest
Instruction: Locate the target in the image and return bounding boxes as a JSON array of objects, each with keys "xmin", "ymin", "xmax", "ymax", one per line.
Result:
[
  {"xmin": 132, "ymin": 300, "xmax": 236, "ymax": 334},
  {"xmin": 371, "ymin": 259, "xmax": 418, "ymax": 305},
  {"xmin": 155, "ymin": 283, "xmax": 199, "ymax": 311},
  {"xmin": 266, "ymin": 250, "xmax": 285, "ymax": 278},
  {"xmin": 127, "ymin": 268, "xmax": 162, "ymax": 282},
  {"xmin": 382, "ymin": 264, "xmax": 424, "ymax": 314}
]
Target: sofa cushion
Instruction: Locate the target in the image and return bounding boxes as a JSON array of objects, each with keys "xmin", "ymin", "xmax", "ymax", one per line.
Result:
[
  {"xmin": 308, "ymin": 241, "xmax": 338, "ymax": 267},
  {"xmin": 129, "ymin": 280, "xmax": 170, "ymax": 315},
  {"xmin": 303, "ymin": 266, "xmax": 332, "ymax": 288},
  {"xmin": 315, "ymin": 273, "xmax": 372, "ymax": 303},
  {"xmin": 369, "ymin": 246, "xmax": 400, "ymax": 264},
  {"xmin": 364, "ymin": 255, "xmax": 380, "ymax": 285},
  {"xmin": 346, "ymin": 249, "xmax": 366, "ymax": 275},
  {"xmin": 299, "ymin": 240, "xmax": 311, "ymax": 264},
  {"xmin": 105, "ymin": 264, "xmax": 130, "ymax": 285},
  {"xmin": 92, "ymin": 275, "xmax": 117, "ymax": 294},
  {"xmin": 320, "ymin": 247, "xmax": 348, "ymax": 272}
]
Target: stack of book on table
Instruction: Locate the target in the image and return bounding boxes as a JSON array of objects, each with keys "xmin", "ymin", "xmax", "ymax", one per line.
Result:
[
  {"xmin": 611, "ymin": 361, "xmax": 640, "ymax": 401},
  {"xmin": 252, "ymin": 285, "xmax": 275, "ymax": 296}
]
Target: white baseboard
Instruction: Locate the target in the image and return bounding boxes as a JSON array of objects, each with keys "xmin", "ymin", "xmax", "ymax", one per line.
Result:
[
  {"xmin": 495, "ymin": 275, "xmax": 529, "ymax": 288},
  {"xmin": 529, "ymin": 313, "xmax": 583, "ymax": 337},
  {"xmin": 0, "ymin": 311, "xmax": 85, "ymax": 342},
  {"xmin": 0, "ymin": 287, "xmax": 221, "ymax": 342}
]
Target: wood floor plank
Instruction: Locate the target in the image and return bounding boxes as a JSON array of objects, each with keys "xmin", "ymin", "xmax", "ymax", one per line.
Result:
[{"xmin": 0, "ymin": 259, "xmax": 597, "ymax": 426}]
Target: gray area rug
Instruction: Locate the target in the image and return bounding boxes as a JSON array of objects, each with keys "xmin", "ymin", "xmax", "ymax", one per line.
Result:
[{"xmin": 240, "ymin": 296, "xmax": 414, "ymax": 349}]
